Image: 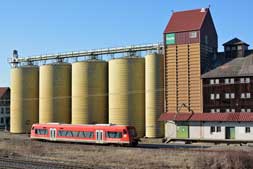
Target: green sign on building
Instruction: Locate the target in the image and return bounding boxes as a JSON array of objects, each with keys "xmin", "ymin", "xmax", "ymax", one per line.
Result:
[{"xmin": 166, "ymin": 33, "xmax": 175, "ymax": 45}]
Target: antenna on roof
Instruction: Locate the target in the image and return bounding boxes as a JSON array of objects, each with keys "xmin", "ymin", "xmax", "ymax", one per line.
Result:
[{"xmin": 208, "ymin": 4, "xmax": 211, "ymax": 9}]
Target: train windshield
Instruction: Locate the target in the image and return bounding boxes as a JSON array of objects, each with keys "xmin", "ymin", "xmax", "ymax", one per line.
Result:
[{"xmin": 128, "ymin": 128, "xmax": 137, "ymax": 137}]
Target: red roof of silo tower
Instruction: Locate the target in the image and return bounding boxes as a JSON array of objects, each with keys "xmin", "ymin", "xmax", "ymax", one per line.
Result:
[{"xmin": 164, "ymin": 8, "xmax": 209, "ymax": 33}]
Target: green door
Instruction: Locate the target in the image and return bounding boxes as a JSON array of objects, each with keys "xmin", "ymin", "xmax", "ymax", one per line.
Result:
[
  {"xmin": 176, "ymin": 126, "xmax": 189, "ymax": 139},
  {"xmin": 225, "ymin": 127, "xmax": 235, "ymax": 139}
]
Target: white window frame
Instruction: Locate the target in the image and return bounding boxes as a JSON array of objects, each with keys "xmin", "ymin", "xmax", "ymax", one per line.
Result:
[
  {"xmin": 225, "ymin": 93, "xmax": 230, "ymax": 99},
  {"xmin": 246, "ymin": 78, "xmax": 250, "ymax": 83},
  {"xmin": 210, "ymin": 94, "xmax": 215, "ymax": 100},
  {"xmin": 216, "ymin": 109, "xmax": 220, "ymax": 113},
  {"xmin": 231, "ymin": 93, "xmax": 235, "ymax": 99},
  {"xmin": 210, "ymin": 79, "xmax": 214, "ymax": 85},
  {"xmin": 215, "ymin": 79, "xmax": 219, "ymax": 84},
  {"xmin": 241, "ymin": 93, "xmax": 245, "ymax": 99},
  {"xmin": 240, "ymin": 78, "xmax": 245, "ymax": 83},
  {"xmin": 230, "ymin": 78, "xmax": 234, "ymax": 84},
  {"xmin": 246, "ymin": 93, "xmax": 251, "ymax": 98},
  {"xmin": 247, "ymin": 109, "xmax": 251, "ymax": 112},
  {"xmin": 241, "ymin": 109, "xmax": 246, "ymax": 112},
  {"xmin": 216, "ymin": 94, "xmax": 220, "ymax": 99}
]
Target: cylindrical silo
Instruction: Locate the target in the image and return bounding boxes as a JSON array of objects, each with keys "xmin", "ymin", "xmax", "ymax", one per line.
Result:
[
  {"xmin": 10, "ymin": 66, "xmax": 39, "ymax": 133},
  {"xmin": 72, "ymin": 60, "xmax": 108, "ymax": 124},
  {"xmin": 109, "ymin": 57, "xmax": 145, "ymax": 137},
  {"xmin": 145, "ymin": 53, "xmax": 164, "ymax": 138},
  {"xmin": 39, "ymin": 63, "xmax": 71, "ymax": 124}
]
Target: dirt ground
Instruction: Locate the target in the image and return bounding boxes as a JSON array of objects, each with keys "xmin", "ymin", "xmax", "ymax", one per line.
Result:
[{"xmin": 0, "ymin": 131, "xmax": 253, "ymax": 169}]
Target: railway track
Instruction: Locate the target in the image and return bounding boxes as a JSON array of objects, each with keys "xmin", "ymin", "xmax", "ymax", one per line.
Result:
[{"xmin": 0, "ymin": 156, "xmax": 88, "ymax": 169}]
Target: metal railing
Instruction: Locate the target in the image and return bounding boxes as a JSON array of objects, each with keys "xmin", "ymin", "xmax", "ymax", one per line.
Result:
[{"xmin": 8, "ymin": 43, "xmax": 164, "ymax": 67}]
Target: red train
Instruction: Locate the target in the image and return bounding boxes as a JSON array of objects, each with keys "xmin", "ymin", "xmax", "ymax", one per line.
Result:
[{"xmin": 30, "ymin": 123, "xmax": 139, "ymax": 146}]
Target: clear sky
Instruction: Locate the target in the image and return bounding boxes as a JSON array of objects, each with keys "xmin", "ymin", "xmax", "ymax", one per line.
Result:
[{"xmin": 0, "ymin": 0, "xmax": 252, "ymax": 86}]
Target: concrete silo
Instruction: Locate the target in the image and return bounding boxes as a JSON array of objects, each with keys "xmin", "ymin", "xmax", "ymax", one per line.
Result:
[
  {"xmin": 72, "ymin": 60, "xmax": 108, "ymax": 124},
  {"xmin": 10, "ymin": 66, "xmax": 39, "ymax": 133},
  {"xmin": 39, "ymin": 63, "xmax": 71, "ymax": 123},
  {"xmin": 109, "ymin": 57, "xmax": 145, "ymax": 137},
  {"xmin": 145, "ymin": 53, "xmax": 164, "ymax": 137}
]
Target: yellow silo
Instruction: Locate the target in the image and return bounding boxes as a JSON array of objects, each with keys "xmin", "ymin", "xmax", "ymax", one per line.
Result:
[
  {"xmin": 72, "ymin": 60, "xmax": 108, "ymax": 124},
  {"xmin": 145, "ymin": 53, "xmax": 164, "ymax": 138},
  {"xmin": 109, "ymin": 57, "xmax": 145, "ymax": 137},
  {"xmin": 10, "ymin": 66, "xmax": 39, "ymax": 133},
  {"xmin": 39, "ymin": 63, "xmax": 71, "ymax": 123}
]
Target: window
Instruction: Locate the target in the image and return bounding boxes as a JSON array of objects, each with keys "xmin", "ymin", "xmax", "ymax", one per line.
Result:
[
  {"xmin": 216, "ymin": 94, "xmax": 220, "ymax": 99},
  {"xmin": 241, "ymin": 93, "xmax": 245, "ymax": 99},
  {"xmin": 58, "ymin": 130, "xmax": 94, "ymax": 138},
  {"xmin": 210, "ymin": 94, "xmax": 215, "ymax": 100},
  {"xmin": 232, "ymin": 46, "xmax": 236, "ymax": 50},
  {"xmin": 246, "ymin": 78, "xmax": 250, "ymax": 83},
  {"xmin": 215, "ymin": 79, "xmax": 219, "ymax": 84},
  {"xmin": 238, "ymin": 46, "xmax": 242, "ymax": 50},
  {"xmin": 210, "ymin": 79, "xmax": 214, "ymax": 84},
  {"xmin": 35, "ymin": 129, "xmax": 48, "ymax": 135},
  {"xmin": 246, "ymin": 93, "xmax": 251, "ymax": 99},
  {"xmin": 230, "ymin": 78, "xmax": 234, "ymax": 84},
  {"xmin": 226, "ymin": 46, "xmax": 230, "ymax": 51},
  {"xmin": 0, "ymin": 118, "xmax": 3, "ymax": 124},
  {"xmin": 240, "ymin": 78, "xmax": 245, "ymax": 83},
  {"xmin": 210, "ymin": 126, "xmax": 215, "ymax": 133},
  {"xmin": 211, "ymin": 109, "xmax": 215, "ymax": 113},
  {"xmin": 231, "ymin": 93, "xmax": 235, "ymax": 99},
  {"xmin": 225, "ymin": 93, "xmax": 229, "ymax": 99},
  {"xmin": 216, "ymin": 109, "xmax": 220, "ymax": 113},
  {"xmin": 226, "ymin": 109, "xmax": 230, "ymax": 112},
  {"xmin": 189, "ymin": 31, "xmax": 197, "ymax": 38},
  {"xmin": 241, "ymin": 109, "xmax": 246, "ymax": 112},
  {"xmin": 247, "ymin": 109, "xmax": 251, "ymax": 112},
  {"xmin": 205, "ymin": 35, "xmax": 208, "ymax": 44},
  {"xmin": 245, "ymin": 127, "xmax": 251, "ymax": 133},
  {"xmin": 216, "ymin": 126, "xmax": 221, "ymax": 132},
  {"xmin": 231, "ymin": 109, "xmax": 235, "ymax": 112},
  {"xmin": 225, "ymin": 79, "xmax": 229, "ymax": 84},
  {"xmin": 106, "ymin": 132, "xmax": 123, "ymax": 138}
]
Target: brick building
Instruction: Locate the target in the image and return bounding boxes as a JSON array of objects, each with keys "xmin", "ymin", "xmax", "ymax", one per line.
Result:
[{"xmin": 0, "ymin": 87, "xmax": 10, "ymax": 129}]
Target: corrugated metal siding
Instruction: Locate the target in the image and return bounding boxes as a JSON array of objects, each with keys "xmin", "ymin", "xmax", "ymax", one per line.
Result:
[{"xmin": 175, "ymin": 31, "xmax": 200, "ymax": 45}]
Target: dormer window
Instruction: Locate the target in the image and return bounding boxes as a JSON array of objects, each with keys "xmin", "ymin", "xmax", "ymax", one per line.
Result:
[{"xmin": 237, "ymin": 46, "xmax": 242, "ymax": 50}]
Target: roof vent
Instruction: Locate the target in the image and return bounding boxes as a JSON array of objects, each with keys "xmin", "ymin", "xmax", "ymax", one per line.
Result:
[{"xmin": 200, "ymin": 8, "xmax": 206, "ymax": 12}]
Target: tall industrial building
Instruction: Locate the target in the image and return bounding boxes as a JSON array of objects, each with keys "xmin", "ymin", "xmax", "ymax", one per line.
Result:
[{"xmin": 164, "ymin": 8, "xmax": 218, "ymax": 113}]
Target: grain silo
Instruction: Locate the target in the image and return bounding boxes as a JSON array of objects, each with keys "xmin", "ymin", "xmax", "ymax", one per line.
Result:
[
  {"xmin": 39, "ymin": 63, "xmax": 71, "ymax": 123},
  {"xmin": 10, "ymin": 66, "xmax": 39, "ymax": 133},
  {"xmin": 145, "ymin": 53, "xmax": 164, "ymax": 138},
  {"xmin": 109, "ymin": 57, "xmax": 145, "ymax": 137},
  {"xmin": 72, "ymin": 60, "xmax": 108, "ymax": 124}
]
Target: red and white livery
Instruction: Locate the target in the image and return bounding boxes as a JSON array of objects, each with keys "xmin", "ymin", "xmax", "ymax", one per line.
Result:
[{"xmin": 30, "ymin": 123, "xmax": 139, "ymax": 146}]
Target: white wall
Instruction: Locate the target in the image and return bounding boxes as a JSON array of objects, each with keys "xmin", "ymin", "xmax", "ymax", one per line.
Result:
[
  {"xmin": 165, "ymin": 121, "xmax": 253, "ymax": 140},
  {"xmin": 165, "ymin": 121, "xmax": 176, "ymax": 138}
]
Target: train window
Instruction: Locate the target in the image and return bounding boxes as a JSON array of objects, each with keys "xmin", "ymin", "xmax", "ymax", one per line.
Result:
[
  {"xmin": 58, "ymin": 130, "xmax": 67, "ymax": 136},
  {"xmin": 35, "ymin": 129, "xmax": 48, "ymax": 135},
  {"xmin": 79, "ymin": 131, "xmax": 94, "ymax": 138},
  {"xmin": 72, "ymin": 131, "xmax": 79, "ymax": 137},
  {"xmin": 66, "ymin": 131, "xmax": 73, "ymax": 137},
  {"xmin": 106, "ymin": 132, "xmax": 122, "ymax": 138}
]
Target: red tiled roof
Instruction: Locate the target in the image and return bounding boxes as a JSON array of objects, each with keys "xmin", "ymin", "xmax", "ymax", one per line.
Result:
[
  {"xmin": 164, "ymin": 8, "xmax": 208, "ymax": 33},
  {"xmin": 159, "ymin": 113, "xmax": 253, "ymax": 122},
  {"xmin": 0, "ymin": 87, "xmax": 9, "ymax": 98}
]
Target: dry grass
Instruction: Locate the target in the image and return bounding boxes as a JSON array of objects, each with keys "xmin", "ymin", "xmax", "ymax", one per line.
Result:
[{"xmin": 0, "ymin": 132, "xmax": 253, "ymax": 169}]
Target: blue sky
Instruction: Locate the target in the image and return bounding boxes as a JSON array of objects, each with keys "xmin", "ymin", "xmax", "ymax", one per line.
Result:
[{"xmin": 0, "ymin": 0, "xmax": 252, "ymax": 86}]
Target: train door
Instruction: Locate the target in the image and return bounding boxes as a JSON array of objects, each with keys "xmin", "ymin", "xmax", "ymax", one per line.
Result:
[
  {"xmin": 50, "ymin": 128, "xmax": 57, "ymax": 141},
  {"xmin": 96, "ymin": 130, "xmax": 103, "ymax": 143}
]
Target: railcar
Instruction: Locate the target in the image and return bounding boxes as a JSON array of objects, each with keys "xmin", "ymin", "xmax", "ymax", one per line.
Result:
[{"xmin": 30, "ymin": 123, "xmax": 139, "ymax": 146}]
